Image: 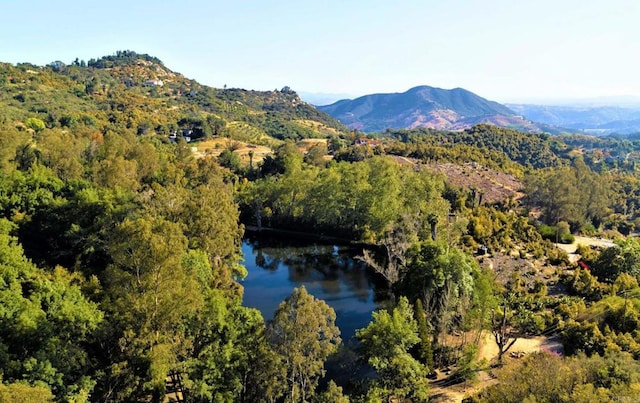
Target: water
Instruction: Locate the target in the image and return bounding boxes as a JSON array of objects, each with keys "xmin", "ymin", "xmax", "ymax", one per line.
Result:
[{"xmin": 240, "ymin": 233, "xmax": 387, "ymax": 341}]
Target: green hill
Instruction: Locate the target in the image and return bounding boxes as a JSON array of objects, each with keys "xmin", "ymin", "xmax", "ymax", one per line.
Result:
[{"xmin": 0, "ymin": 50, "xmax": 349, "ymax": 143}]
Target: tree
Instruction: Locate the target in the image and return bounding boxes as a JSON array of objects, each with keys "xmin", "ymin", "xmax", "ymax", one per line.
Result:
[
  {"xmin": 356, "ymin": 297, "xmax": 430, "ymax": 402},
  {"xmin": 470, "ymin": 351, "xmax": 640, "ymax": 402},
  {"xmin": 414, "ymin": 298, "xmax": 434, "ymax": 370},
  {"xmin": 401, "ymin": 241, "xmax": 477, "ymax": 341},
  {"xmin": 25, "ymin": 117, "xmax": 46, "ymax": 133},
  {"xmin": 593, "ymin": 238, "xmax": 640, "ymax": 283},
  {"xmin": 491, "ymin": 300, "xmax": 519, "ymax": 364},
  {"xmin": 315, "ymin": 381, "xmax": 349, "ymax": 403},
  {"xmin": 267, "ymin": 286, "xmax": 341, "ymax": 403},
  {"xmin": 104, "ymin": 215, "xmax": 203, "ymax": 399},
  {"xmin": 218, "ymin": 148, "xmax": 242, "ymax": 172},
  {"xmin": 185, "ymin": 290, "xmax": 285, "ymax": 403}
]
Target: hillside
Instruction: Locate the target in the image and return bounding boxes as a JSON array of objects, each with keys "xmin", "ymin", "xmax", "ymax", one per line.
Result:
[
  {"xmin": 318, "ymin": 85, "xmax": 546, "ymax": 133},
  {"xmin": 0, "ymin": 51, "xmax": 349, "ymax": 144}
]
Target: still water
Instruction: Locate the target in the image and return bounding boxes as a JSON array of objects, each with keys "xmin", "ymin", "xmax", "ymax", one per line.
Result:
[{"xmin": 240, "ymin": 233, "xmax": 387, "ymax": 341}]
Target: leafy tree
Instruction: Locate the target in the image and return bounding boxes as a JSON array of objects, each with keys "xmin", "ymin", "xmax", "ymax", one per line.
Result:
[
  {"xmin": 304, "ymin": 143, "xmax": 328, "ymax": 167},
  {"xmin": 315, "ymin": 381, "xmax": 349, "ymax": 403},
  {"xmin": 593, "ymin": 238, "xmax": 640, "ymax": 283},
  {"xmin": 267, "ymin": 286, "xmax": 341, "ymax": 403},
  {"xmin": 401, "ymin": 241, "xmax": 477, "ymax": 340},
  {"xmin": 0, "ymin": 382, "xmax": 54, "ymax": 402},
  {"xmin": 103, "ymin": 215, "xmax": 203, "ymax": 399},
  {"xmin": 470, "ymin": 351, "xmax": 640, "ymax": 403},
  {"xmin": 25, "ymin": 117, "xmax": 46, "ymax": 133},
  {"xmin": 491, "ymin": 300, "xmax": 519, "ymax": 364},
  {"xmin": 185, "ymin": 290, "xmax": 284, "ymax": 402},
  {"xmin": 414, "ymin": 298, "xmax": 434, "ymax": 370},
  {"xmin": 525, "ymin": 159, "xmax": 610, "ymax": 230},
  {"xmin": 217, "ymin": 148, "xmax": 243, "ymax": 172},
  {"xmin": 356, "ymin": 297, "xmax": 430, "ymax": 402}
]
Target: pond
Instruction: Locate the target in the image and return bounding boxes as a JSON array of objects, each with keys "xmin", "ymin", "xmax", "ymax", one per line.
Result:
[{"xmin": 240, "ymin": 233, "xmax": 388, "ymax": 341}]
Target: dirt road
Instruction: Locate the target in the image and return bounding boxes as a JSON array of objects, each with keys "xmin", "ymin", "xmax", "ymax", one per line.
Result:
[{"xmin": 555, "ymin": 236, "xmax": 615, "ymax": 263}]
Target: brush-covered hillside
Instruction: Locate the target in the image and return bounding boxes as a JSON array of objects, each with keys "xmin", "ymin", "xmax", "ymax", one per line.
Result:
[{"xmin": 0, "ymin": 50, "xmax": 349, "ymax": 145}]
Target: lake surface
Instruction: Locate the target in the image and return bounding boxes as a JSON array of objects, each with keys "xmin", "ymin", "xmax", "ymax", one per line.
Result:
[{"xmin": 241, "ymin": 233, "xmax": 387, "ymax": 341}]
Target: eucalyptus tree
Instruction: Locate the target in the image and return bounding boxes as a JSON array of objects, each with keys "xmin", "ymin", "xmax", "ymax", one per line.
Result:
[{"xmin": 267, "ymin": 286, "xmax": 341, "ymax": 403}]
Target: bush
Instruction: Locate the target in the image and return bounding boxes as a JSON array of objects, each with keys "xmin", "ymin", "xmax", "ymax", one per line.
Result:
[
  {"xmin": 561, "ymin": 233, "xmax": 575, "ymax": 244},
  {"xmin": 25, "ymin": 117, "xmax": 46, "ymax": 133}
]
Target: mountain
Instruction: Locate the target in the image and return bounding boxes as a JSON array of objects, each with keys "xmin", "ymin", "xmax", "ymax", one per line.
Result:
[
  {"xmin": 317, "ymin": 85, "xmax": 542, "ymax": 133},
  {"xmin": 507, "ymin": 104, "xmax": 640, "ymax": 135},
  {"xmin": 0, "ymin": 51, "xmax": 349, "ymax": 144}
]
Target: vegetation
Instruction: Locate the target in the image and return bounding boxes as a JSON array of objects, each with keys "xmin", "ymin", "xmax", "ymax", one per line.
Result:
[{"xmin": 5, "ymin": 51, "xmax": 640, "ymax": 401}]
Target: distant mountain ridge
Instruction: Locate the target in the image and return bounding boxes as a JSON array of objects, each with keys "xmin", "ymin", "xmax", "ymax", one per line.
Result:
[
  {"xmin": 507, "ymin": 104, "xmax": 640, "ymax": 135},
  {"xmin": 318, "ymin": 85, "xmax": 543, "ymax": 133}
]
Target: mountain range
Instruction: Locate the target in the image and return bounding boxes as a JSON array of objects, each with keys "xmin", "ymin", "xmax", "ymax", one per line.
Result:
[
  {"xmin": 5, "ymin": 50, "xmax": 640, "ymax": 138},
  {"xmin": 316, "ymin": 86, "xmax": 640, "ymax": 135},
  {"xmin": 506, "ymin": 104, "xmax": 640, "ymax": 135}
]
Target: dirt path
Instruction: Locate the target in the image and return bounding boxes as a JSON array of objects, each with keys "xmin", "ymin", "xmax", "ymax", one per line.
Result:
[{"xmin": 429, "ymin": 333, "xmax": 563, "ymax": 402}]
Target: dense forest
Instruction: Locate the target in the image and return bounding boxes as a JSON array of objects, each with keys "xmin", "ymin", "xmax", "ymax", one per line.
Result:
[{"xmin": 4, "ymin": 52, "xmax": 640, "ymax": 402}]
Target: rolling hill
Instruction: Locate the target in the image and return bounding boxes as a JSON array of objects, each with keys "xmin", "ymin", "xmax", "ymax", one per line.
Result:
[{"xmin": 317, "ymin": 85, "xmax": 544, "ymax": 133}]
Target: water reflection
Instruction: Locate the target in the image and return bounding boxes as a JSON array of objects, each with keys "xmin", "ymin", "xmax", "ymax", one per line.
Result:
[{"xmin": 241, "ymin": 234, "xmax": 387, "ymax": 341}]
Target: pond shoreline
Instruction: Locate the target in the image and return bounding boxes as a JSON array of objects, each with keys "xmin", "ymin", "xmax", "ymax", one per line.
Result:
[{"xmin": 244, "ymin": 225, "xmax": 364, "ymax": 246}]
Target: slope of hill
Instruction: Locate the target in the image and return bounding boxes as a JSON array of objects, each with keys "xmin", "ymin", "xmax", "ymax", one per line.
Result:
[
  {"xmin": 318, "ymin": 85, "xmax": 544, "ymax": 133},
  {"xmin": 0, "ymin": 51, "xmax": 349, "ymax": 143}
]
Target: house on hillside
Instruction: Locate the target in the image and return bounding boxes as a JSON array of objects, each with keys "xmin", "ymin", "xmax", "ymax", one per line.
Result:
[
  {"xmin": 144, "ymin": 79, "xmax": 164, "ymax": 87},
  {"xmin": 354, "ymin": 138, "xmax": 383, "ymax": 147}
]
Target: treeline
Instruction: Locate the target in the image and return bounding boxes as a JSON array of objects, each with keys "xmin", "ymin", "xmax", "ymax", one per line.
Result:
[
  {"xmin": 239, "ymin": 143, "xmax": 449, "ymax": 243},
  {"xmin": 384, "ymin": 124, "xmax": 564, "ymax": 170}
]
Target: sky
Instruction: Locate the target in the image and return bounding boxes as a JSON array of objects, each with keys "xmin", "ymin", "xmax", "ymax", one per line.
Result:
[{"xmin": 1, "ymin": 0, "xmax": 639, "ymax": 104}]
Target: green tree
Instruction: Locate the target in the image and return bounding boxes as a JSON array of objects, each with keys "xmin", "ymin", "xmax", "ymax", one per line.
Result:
[
  {"xmin": 104, "ymin": 215, "xmax": 203, "ymax": 399},
  {"xmin": 401, "ymin": 241, "xmax": 477, "ymax": 340},
  {"xmin": 0, "ymin": 382, "xmax": 54, "ymax": 402},
  {"xmin": 185, "ymin": 290, "xmax": 285, "ymax": 403},
  {"xmin": 356, "ymin": 297, "xmax": 430, "ymax": 402},
  {"xmin": 267, "ymin": 286, "xmax": 341, "ymax": 403},
  {"xmin": 593, "ymin": 238, "xmax": 640, "ymax": 283},
  {"xmin": 25, "ymin": 117, "xmax": 46, "ymax": 133},
  {"xmin": 217, "ymin": 148, "xmax": 243, "ymax": 172},
  {"xmin": 414, "ymin": 298, "xmax": 434, "ymax": 370},
  {"xmin": 315, "ymin": 381, "xmax": 349, "ymax": 403}
]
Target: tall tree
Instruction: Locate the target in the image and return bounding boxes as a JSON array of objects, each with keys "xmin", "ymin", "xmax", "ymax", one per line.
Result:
[
  {"xmin": 104, "ymin": 215, "xmax": 203, "ymax": 399},
  {"xmin": 401, "ymin": 241, "xmax": 477, "ymax": 341},
  {"xmin": 267, "ymin": 286, "xmax": 341, "ymax": 403},
  {"xmin": 185, "ymin": 290, "xmax": 285, "ymax": 403}
]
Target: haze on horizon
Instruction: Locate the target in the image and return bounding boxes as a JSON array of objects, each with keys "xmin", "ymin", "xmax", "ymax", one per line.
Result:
[{"xmin": 1, "ymin": 0, "xmax": 638, "ymax": 105}]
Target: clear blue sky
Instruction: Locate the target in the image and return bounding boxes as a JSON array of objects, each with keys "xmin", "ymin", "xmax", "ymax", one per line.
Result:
[{"xmin": 1, "ymin": 0, "xmax": 639, "ymax": 103}]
